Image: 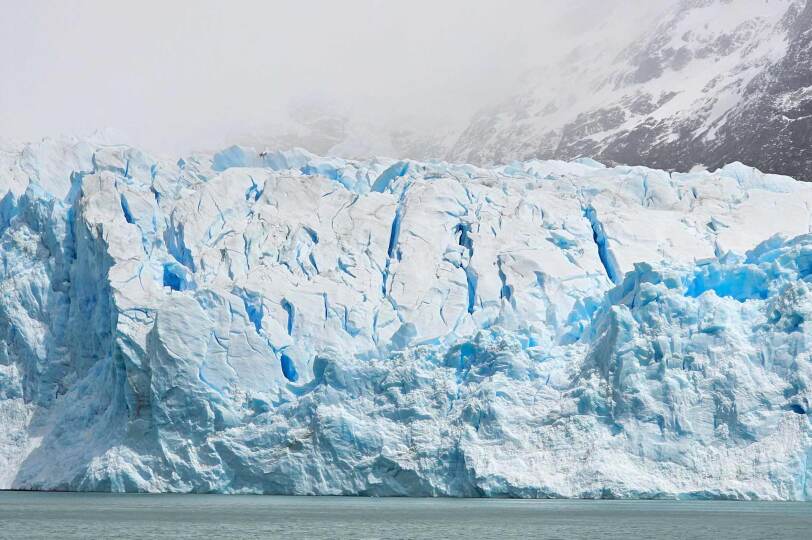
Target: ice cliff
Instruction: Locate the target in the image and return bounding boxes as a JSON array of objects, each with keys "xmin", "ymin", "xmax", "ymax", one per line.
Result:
[{"xmin": 0, "ymin": 137, "xmax": 810, "ymax": 498}]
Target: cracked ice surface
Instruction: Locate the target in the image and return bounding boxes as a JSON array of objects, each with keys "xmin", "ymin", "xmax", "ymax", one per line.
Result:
[{"xmin": 0, "ymin": 137, "xmax": 810, "ymax": 498}]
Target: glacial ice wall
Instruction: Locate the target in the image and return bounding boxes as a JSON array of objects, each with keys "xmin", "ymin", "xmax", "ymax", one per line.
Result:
[{"xmin": 0, "ymin": 136, "xmax": 810, "ymax": 498}]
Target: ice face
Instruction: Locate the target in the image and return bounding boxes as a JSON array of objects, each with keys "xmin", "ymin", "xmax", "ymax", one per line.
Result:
[{"xmin": 0, "ymin": 137, "xmax": 810, "ymax": 498}]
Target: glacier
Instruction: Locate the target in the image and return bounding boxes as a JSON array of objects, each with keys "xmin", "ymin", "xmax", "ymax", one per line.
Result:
[{"xmin": 0, "ymin": 136, "xmax": 810, "ymax": 498}]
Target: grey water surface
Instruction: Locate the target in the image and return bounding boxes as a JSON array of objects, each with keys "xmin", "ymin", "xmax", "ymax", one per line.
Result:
[{"xmin": 0, "ymin": 492, "xmax": 810, "ymax": 539}]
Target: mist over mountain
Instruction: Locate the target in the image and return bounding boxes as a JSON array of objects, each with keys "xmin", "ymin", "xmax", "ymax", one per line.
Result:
[
  {"xmin": 448, "ymin": 0, "xmax": 812, "ymax": 179},
  {"xmin": 205, "ymin": 0, "xmax": 812, "ymax": 180}
]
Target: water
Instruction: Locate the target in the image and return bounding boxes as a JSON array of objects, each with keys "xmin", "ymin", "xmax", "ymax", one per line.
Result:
[{"xmin": 0, "ymin": 492, "xmax": 810, "ymax": 539}]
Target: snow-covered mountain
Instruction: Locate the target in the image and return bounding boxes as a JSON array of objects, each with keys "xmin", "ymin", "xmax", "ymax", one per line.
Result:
[
  {"xmin": 0, "ymin": 137, "xmax": 810, "ymax": 497},
  {"xmin": 449, "ymin": 0, "xmax": 812, "ymax": 179},
  {"xmin": 230, "ymin": 100, "xmax": 459, "ymax": 163}
]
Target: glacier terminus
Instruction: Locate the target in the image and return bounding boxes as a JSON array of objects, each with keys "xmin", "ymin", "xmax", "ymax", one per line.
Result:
[{"xmin": 0, "ymin": 136, "xmax": 810, "ymax": 499}]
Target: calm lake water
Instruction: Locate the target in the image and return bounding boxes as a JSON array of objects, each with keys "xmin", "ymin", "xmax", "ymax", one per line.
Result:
[{"xmin": 0, "ymin": 492, "xmax": 810, "ymax": 539}]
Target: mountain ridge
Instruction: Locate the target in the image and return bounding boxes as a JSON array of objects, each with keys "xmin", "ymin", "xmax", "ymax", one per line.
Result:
[{"xmin": 448, "ymin": 0, "xmax": 811, "ymax": 179}]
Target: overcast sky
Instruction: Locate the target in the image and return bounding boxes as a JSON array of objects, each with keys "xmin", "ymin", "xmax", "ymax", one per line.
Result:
[{"xmin": 1, "ymin": 0, "xmax": 661, "ymax": 155}]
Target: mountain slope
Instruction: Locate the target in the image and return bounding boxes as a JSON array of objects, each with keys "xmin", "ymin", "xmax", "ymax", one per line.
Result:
[{"xmin": 449, "ymin": 0, "xmax": 812, "ymax": 179}]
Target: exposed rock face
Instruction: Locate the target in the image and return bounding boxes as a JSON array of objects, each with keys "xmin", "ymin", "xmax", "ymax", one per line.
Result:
[{"xmin": 449, "ymin": 0, "xmax": 812, "ymax": 180}]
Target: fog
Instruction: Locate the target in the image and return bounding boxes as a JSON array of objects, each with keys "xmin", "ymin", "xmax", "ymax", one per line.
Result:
[{"xmin": 1, "ymin": 0, "xmax": 662, "ymax": 156}]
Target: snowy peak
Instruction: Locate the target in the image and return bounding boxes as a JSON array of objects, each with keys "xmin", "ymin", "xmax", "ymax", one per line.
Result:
[{"xmin": 449, "ymin": 0, "xmax": 812, "ymax": 179}]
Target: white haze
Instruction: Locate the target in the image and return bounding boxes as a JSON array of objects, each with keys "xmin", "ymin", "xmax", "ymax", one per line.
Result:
[{"xmin": 0, "ymin": 0, "xmax": 668, "ymax": 157}]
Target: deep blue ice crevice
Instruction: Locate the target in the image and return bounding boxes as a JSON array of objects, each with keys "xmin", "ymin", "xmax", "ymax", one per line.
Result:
[
  {"xmin": 65, "ymin": 170, "xmax": 91, "ymax": 206},
  {"xmin": 584, "ymin": 205, "xmax": 621, "ymax": 284},
  {"xmin": 233, "ymin": 288, "xmax": 264, "ymax": 333},
  {"xmin": 164, "ymin": 214, "xmax": 196, "ymax": 272},
  {"xmin": 119, "ymin": 194, "xmax": 135, "ymax": 224},
  {"xmin": 455, "ymin": 222, "xmax": 478, "ymax": 314},
  {"xmin": 341, "ymin": 305, "xmax": 361, "ymax": 336},
  {"xmin": 337, "ymin": 257, "xmax": 357, "ymax": 278},
  {"xmin": 465, "ymin": 267, "xmax": 479, "ymax": 314},
  {"xmin": 381, "ymin": 198, "xmax": 405, "ymax": 296},
  {"xmin": 455, "ymin": 222, "xmax": 473, "ymax": 251},
  {"xmin": 303, "ymin": 226, "xmax": 319, "ymax": 244},
  {"xmin": 281, "ymin": 298, "xmax": 296, "ymax": 335},
  {"xmin": 497, "ymin": 255, "xmax": 513, "ymax": 304},
  {"xmin": 387, "ymin": 205, "xmax": 403, "ymax": 260}
]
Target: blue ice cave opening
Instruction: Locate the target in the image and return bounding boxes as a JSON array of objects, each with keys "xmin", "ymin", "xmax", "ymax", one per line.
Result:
[
  {"xmin": 280, "ymin": 352, "xmax": 299, "ymax": 382},
  {"xmin": 789, "ymin": 403, "xmax": 806, "ymax": 415},
  {"xmin": 162, "ymin": 263, "xmax": 187, "ymax": 291},
  {"xmin": 459, "ymin": 342, "xmax": 476, "ymax": 366},
  {"xmin": 444, "ymin": 342, "xmax": 477, "ymax": 371}
]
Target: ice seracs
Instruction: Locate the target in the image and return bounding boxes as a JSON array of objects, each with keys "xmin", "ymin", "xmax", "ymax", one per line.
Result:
[{"xmin": 0, "ymin": 137, "xmax": 810, "ymax": 498}]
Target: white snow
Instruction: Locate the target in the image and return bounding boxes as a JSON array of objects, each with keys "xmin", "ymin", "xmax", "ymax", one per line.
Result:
[{"xmin": 448, "ymin": 0, "xmax": 802, "ymax": 164}]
